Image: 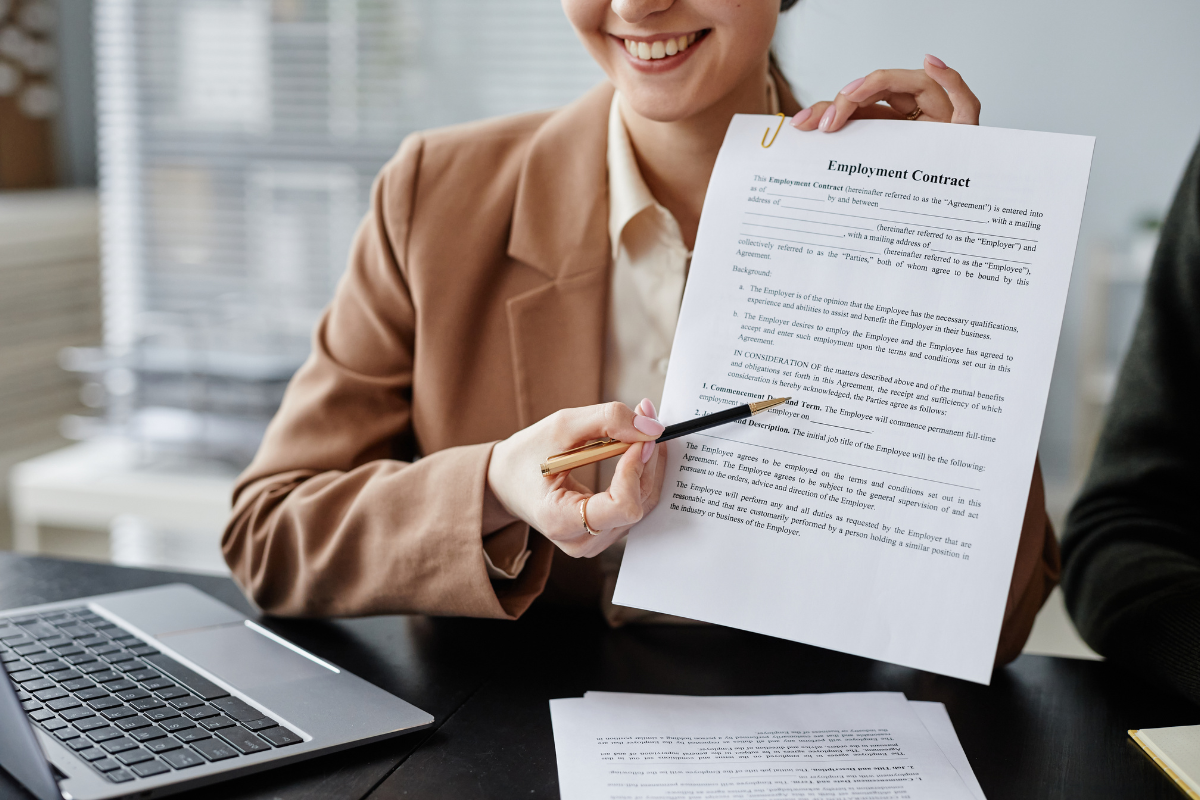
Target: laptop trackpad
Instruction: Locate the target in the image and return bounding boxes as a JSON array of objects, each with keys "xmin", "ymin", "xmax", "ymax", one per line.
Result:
[{"xmin": 158, "ymin": 623, "xmax": 332, "ymax": 691}]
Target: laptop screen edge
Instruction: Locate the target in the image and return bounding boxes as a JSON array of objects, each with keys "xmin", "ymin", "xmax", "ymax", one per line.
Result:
[{"xmin": 0, "ymin": 657, "xmax": 65, "ymax": 800}]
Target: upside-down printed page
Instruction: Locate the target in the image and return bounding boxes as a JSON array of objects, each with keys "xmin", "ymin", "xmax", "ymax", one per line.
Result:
[
  {"xmin": 551, "ymin": 692, "xmax": 976, "ymax": 799},
  {"xmin": 613, "ymin": 116, "xmax": 1093, "ymax": 682}
]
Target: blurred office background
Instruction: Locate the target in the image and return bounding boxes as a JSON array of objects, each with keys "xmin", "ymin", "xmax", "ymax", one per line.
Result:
[{"xmin": 2, "ymin": 0, "xmax": 1198, "ymax": 611}]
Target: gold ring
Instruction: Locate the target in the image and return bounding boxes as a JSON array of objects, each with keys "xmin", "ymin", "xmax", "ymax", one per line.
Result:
[
  {"xmin": 906, "ymin": 105, "xmax": 923, "ymax": 121},
  {"xmin": 580, "ymin": 497, "xmax": 600, "ymax": 536}
]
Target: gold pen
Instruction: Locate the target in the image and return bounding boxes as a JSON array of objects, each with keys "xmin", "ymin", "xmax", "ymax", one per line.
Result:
[{"xmin": 539, "ymin": 397, "xmax": 790, "ymax": 477}]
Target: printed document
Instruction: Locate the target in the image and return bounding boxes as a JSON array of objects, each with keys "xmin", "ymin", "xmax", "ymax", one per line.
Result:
[
  {"xmin": 614, "ymin": 117, "xmax": 1094, "ymax": 682},
  {"xmin": 551, "ymin": 691, "xmax": 976, "ymax": 799}
]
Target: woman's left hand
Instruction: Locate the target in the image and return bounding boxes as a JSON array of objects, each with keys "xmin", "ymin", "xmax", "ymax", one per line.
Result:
[{"xmin": 791, "ymin": 54, "xmax": 980, "ymax": 133}]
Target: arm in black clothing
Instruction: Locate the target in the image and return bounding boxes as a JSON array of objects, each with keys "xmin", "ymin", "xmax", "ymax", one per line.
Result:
[{"xmin": 1063, "ymin": 138, "xmax": 1200, "ymax": 705}]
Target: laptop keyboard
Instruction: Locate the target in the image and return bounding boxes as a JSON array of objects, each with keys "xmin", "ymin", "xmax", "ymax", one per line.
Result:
[{"xmin": 2, "ymin": 606, "xmax": 303, "ymax": 785}]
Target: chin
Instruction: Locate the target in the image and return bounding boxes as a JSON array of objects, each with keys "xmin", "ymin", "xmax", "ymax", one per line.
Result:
[{"xmin": 619, "ymin": 90, "xmax": 705, "ymax": 123}]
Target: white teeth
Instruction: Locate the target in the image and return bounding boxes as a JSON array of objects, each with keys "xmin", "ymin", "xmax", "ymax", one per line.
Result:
[{"xmin": 624, "ymin": 34, "xmax": 697, "ymax": 60}]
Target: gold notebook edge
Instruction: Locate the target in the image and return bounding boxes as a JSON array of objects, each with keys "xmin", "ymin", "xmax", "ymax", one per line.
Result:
[{"xmin": 1129, "ymin": 729, "xmax": 1200, "ymax": 800}]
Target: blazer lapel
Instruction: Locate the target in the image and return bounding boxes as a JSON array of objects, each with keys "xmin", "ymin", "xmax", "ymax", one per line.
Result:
[
  {"xmin": 501, "ymin": 74, "xmax": 793, "ymax": 472},
  {"xmin": 505, "ymin": 83, "xmax": 615, "ymax": 441}
]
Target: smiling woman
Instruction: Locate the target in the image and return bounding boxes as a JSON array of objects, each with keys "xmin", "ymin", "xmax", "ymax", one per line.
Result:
[{"xmin": 223, "ymin": 0, "xmax": 1058, "ymax": 666}]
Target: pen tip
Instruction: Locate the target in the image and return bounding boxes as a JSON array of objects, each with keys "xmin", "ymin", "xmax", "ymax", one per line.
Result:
[{"xmin": 748, "ymin": 397, "xmax": 791, "ymax": 414}]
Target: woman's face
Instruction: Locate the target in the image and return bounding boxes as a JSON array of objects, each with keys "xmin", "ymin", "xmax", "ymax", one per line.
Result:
[{"xmin": 562, "ymin": 0, "xmax": 778, "ymax": 122}]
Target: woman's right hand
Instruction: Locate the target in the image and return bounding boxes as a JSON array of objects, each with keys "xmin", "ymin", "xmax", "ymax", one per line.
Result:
[{"xmin": 486, "ymin": 399, "xmax": 668, "ymax": 558}]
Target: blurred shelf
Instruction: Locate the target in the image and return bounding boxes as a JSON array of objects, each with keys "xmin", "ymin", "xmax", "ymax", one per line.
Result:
[
  {"xmin": 0, "ymin": 188, "xmax": 101, "ymax": 454},
  {"xmin": 9, "ymin": 438, "xmax": 236, "ymax": 576}
]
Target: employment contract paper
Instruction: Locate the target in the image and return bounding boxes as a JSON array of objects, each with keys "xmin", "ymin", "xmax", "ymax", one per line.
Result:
[
  {"xmin": 614, "ymin": 116, "xmax": 1094, "ymax": 683},
  {"xmin": 551, "ymin": 692, "xmax": 977, "ymax": 799}
]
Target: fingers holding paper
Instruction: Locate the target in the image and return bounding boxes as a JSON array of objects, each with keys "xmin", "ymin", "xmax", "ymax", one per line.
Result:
[
  {"xmin": 920, "ymin": 55, "xmax": 982, "ymax": 124},
  {"xmin": 486, "ymin": 399, "xmax": 668, "ymax": 558},
  {"xmin": 791, "ymin": 55, "xmax": 981, "ymax": 134}
]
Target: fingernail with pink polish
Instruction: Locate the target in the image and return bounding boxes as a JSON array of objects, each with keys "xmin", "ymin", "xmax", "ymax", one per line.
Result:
[
  {"xmin": 633, "ymin": 415, "xmax": 665, "ymax": 437},
  {"xmin": 790, "ymin": 107, "xmax": 812, "ymax": 128},
  {"xmin": 840, "ymin": 76, "xmax": 865, "ymax": 96},
  {"xmin": 925, "ymin": 54, "xmax": 947, "ymax": 69},
  {"xmin": 641, "ymin": 441, "xmax": 655, "ymax": 464},
  {"xmin": 818, "ymin": 105, "xmax": 836, "ymax": 131},
  {"xmin": 643, "ymin": 398, "xmax": 658, "ymax": 419}
]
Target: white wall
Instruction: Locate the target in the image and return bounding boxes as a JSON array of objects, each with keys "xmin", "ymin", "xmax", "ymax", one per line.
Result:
[{"xmin": 774, "ymin": 0, "xmax": 1200, "ymax": 484}]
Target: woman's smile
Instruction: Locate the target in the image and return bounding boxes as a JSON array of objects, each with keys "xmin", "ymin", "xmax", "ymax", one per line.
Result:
[
  {"xmin": 614, "ymin": 29, "xmax": 705, "ymax": 74},
  {"xmin": 561, "ymin": 0, "xmax": 779, "ymax": 122},
  {"xmin": 613, "ymin": 29, "xmax": 708, "ymax": 70}
]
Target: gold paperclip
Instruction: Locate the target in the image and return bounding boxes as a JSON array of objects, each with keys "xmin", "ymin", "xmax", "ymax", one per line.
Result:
[{"xmin": 761, "ymin": 112, "xmax": 786, "ymax": 148}]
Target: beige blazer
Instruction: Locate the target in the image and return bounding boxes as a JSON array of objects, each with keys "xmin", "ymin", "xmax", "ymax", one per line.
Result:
[{"xmin": 224, "ymin": 79, "xmax": 1060, "ymax": 665}]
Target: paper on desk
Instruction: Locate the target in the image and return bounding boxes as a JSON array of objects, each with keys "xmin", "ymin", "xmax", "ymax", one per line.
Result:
[
  {"xmin": 614, "ymin": 116, "xmax": 1094, "ymax": 683},
  {"xmin": 578, "ymin": 693, "xmax": 985, "ymax": 800},
  {"xmin": 552, "ymin": 691, "xmax": 975, "ymax": 799},
  {"xmin": 910, "ymin": 701, "xmax": 985, "ymax": 800}
]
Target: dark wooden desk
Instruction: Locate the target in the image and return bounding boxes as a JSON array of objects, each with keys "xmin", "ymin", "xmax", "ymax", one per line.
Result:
[{"xmin": 0, "ymin": 553, "xmax": 1194, "ymax": 799}]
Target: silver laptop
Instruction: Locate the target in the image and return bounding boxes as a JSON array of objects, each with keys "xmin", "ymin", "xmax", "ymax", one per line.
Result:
[{"xmin": 0, "ymin": 584, "xmax": 433, "ymax": 799}]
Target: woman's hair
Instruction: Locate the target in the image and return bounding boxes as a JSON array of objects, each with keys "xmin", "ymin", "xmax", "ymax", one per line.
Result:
[{"xmin": 773, "ymin": 0, "xmax": 801, "ymax": 96}]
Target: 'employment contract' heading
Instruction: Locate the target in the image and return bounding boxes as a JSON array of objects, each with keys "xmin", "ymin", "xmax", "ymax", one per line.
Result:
[{"xmin": 827, "ymin": 160, "xmax": 971, "ymax": 187}]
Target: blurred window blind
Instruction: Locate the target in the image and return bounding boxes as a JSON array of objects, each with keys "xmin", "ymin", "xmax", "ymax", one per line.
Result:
[{"xmin": 90, "ymin": 0, "xmax": 604, "ymax": 464}]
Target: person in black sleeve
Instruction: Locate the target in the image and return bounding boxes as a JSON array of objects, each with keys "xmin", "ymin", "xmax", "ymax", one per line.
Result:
[{"xmin": 1063, "ymin": 137, "xmax": 1200, "ymax": 705}]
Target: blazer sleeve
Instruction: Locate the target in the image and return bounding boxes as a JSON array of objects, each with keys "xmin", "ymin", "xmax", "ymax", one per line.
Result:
[
  {"xmin": 993, "ymin": 457, "xmax": 1062, "ymax": 666},
  {"xmin": 222, "ymin": 133, "xmax": 552, "ymax": 619}
]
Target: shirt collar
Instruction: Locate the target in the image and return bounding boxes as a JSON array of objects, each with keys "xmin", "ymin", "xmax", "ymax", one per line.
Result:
[
  {"xmin": 606, "ymin": 73, "xmax": 782, "ymax": 259},
  {"xmin": 606, "ymin": 92, "xmax": 659, "ymax": 259}
]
